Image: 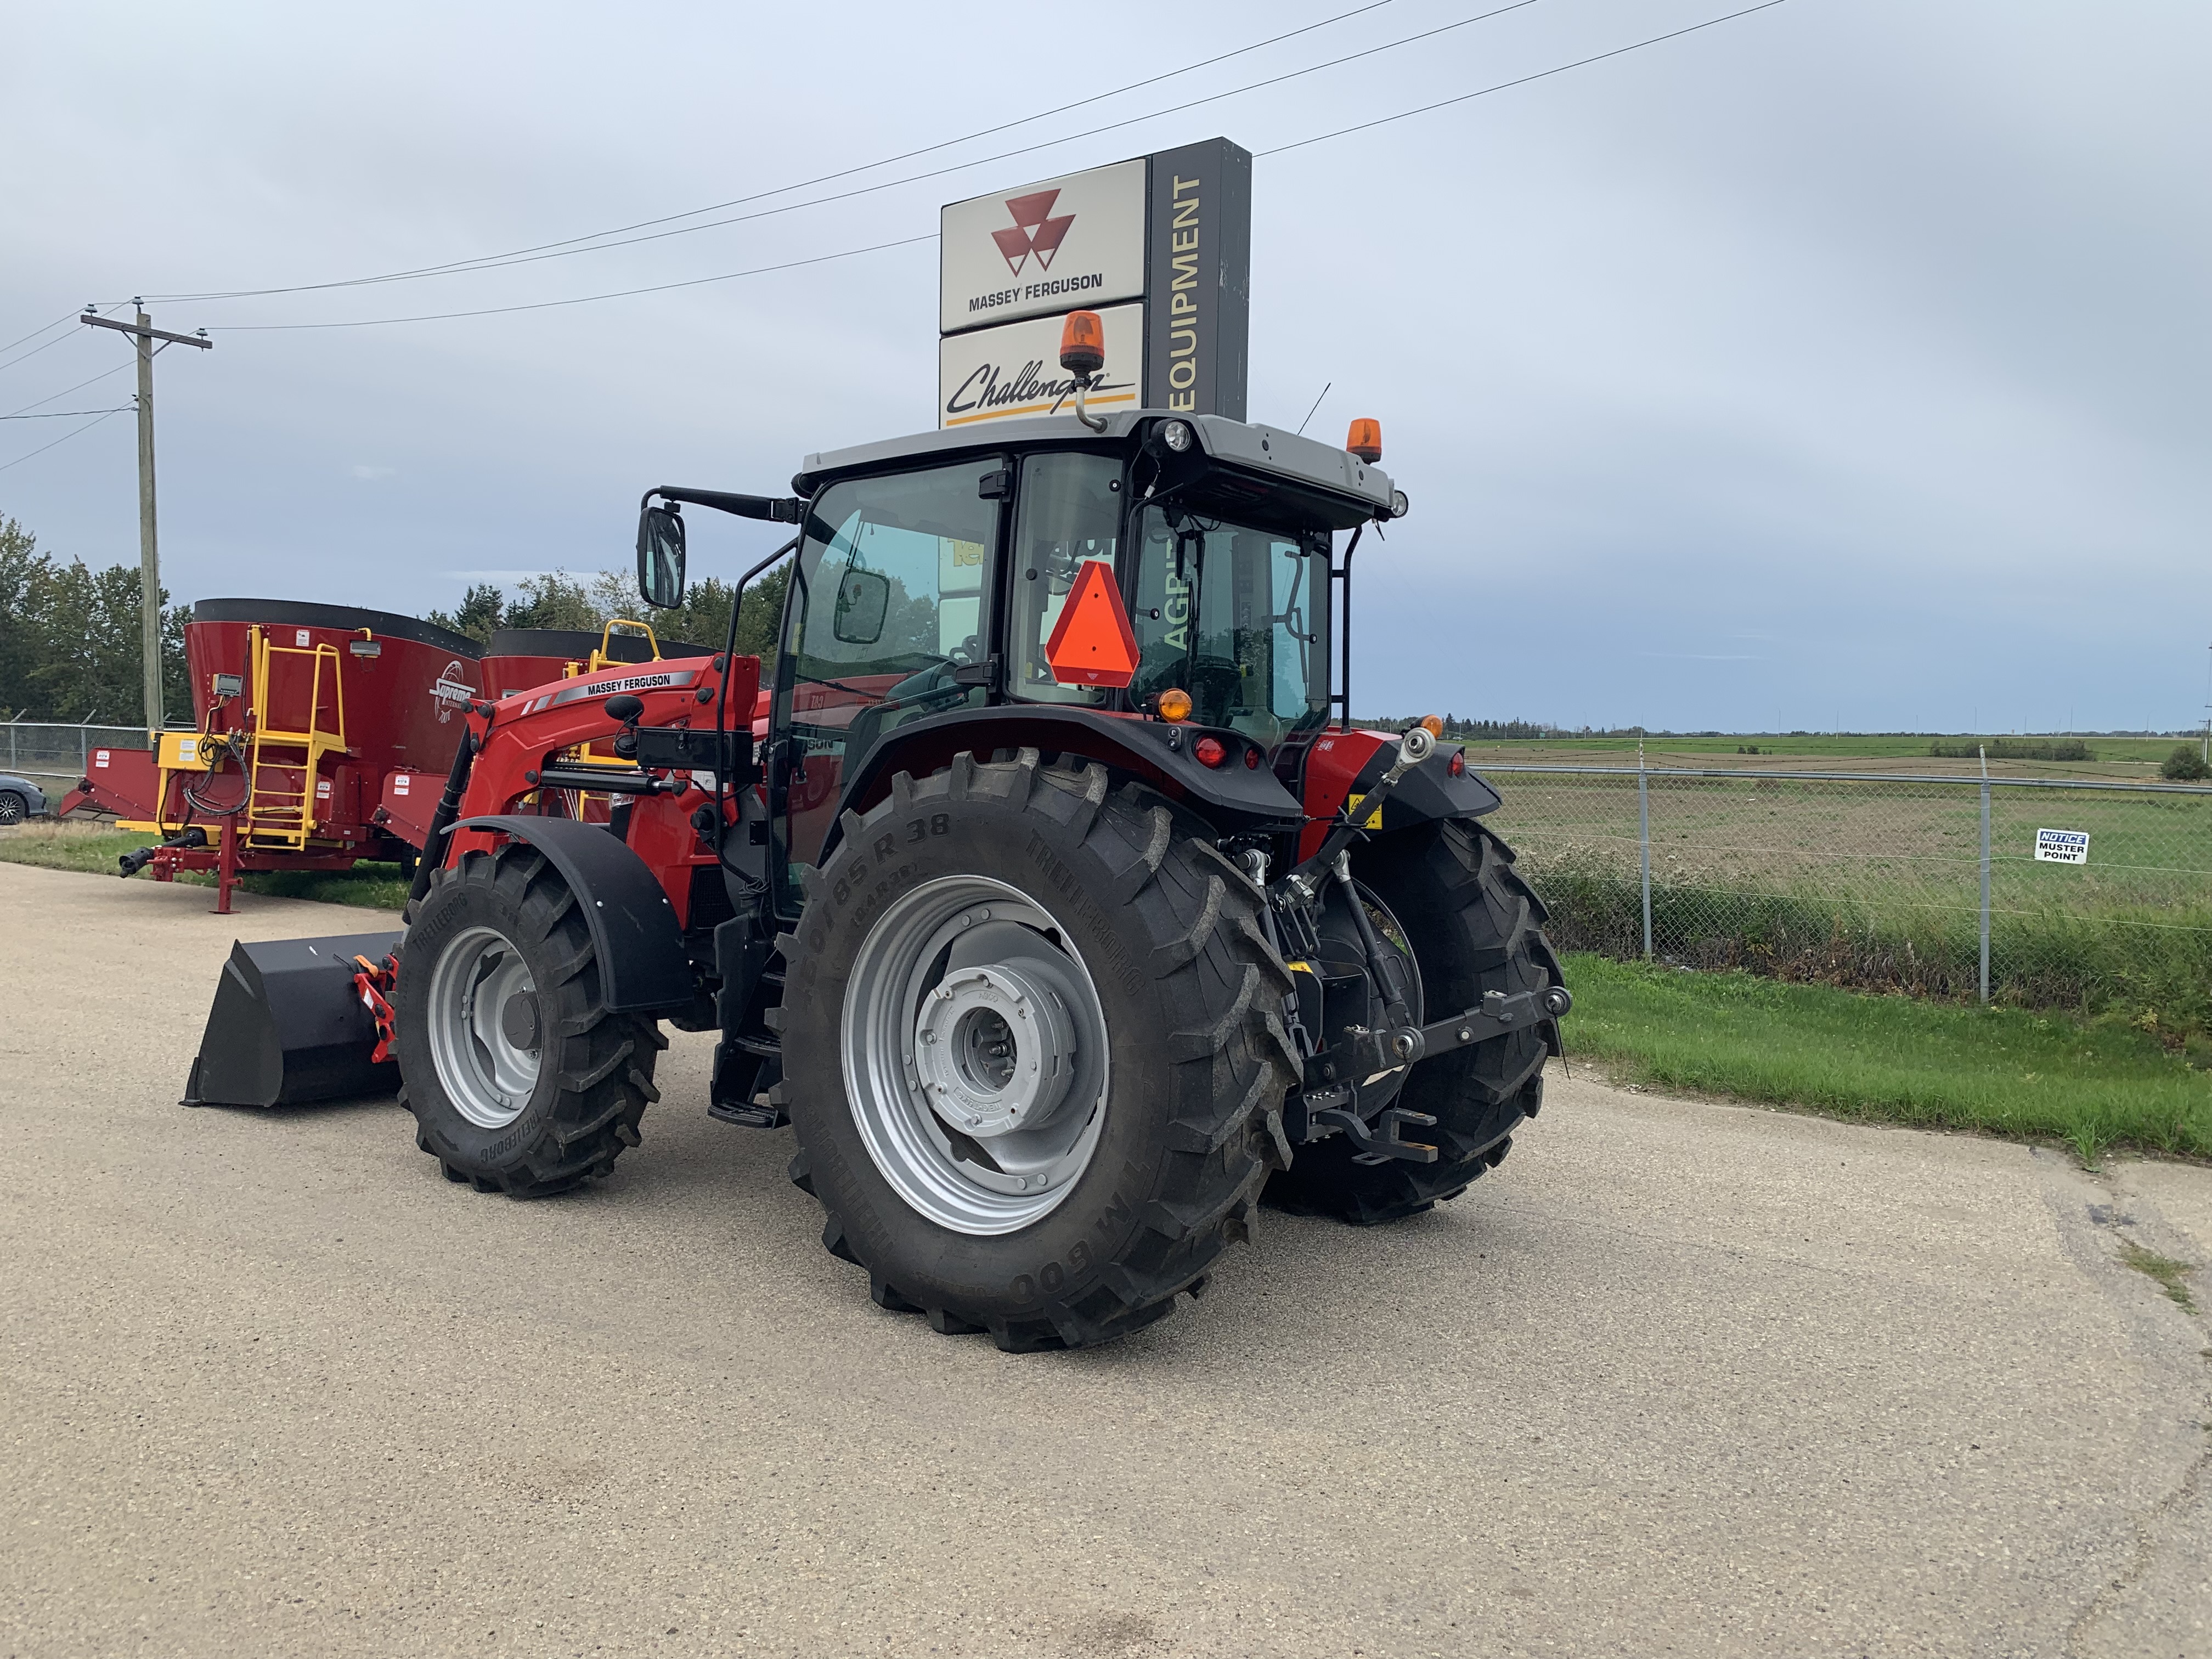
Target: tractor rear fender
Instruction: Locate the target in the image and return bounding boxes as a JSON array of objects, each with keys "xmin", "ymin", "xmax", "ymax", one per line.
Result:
[
  {"xmin": 446, "ymin": 816, "xmax": 697, "ymax": 1013},
  {"xmin": 1296, "ymin": 730, "xmax": 1502, "ymax": 864},
  {"xmin": 823, "ymin": 704, "xmax": 1302, "ymax": 863}
]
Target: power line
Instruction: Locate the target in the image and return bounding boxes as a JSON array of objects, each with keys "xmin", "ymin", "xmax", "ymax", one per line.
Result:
[
  {"xmin": 202, "ymin": 233, "xmax": 939, "ymax": 331},
  {"xmin": 1259, "ymin": 0, "xmax": 1792, "ymax": 156},
  {"xmin": 0, "ymin": 327, "xmax": 87, "ymax": 379},
  {"xmin": 138, "ymin": 0, "xmax": 1406, "ymax": 306},
  {"xmin": 0, "ymin": 311, "xmax": 84, "ymax": 359},
  {"xmin": 129, "ymin": 0, "xmax": 1544, "ymax": 309},
  {"xmin": 0, "ymin": 405, "xmax": 129, "ymax": 476},
  {"xmin": 0, "ymin": 405, "xmax": 136, "ymax": 420},
  {"xmin": 4, "ymin": 362, "xmax": 134, "ymax": 420},
  {"xmin": 203, "ymin": 0, "xmax": 1792, "ymax": 336}
]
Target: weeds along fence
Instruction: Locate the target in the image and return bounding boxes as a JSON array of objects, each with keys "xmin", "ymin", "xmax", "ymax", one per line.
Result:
[
  {"xmin": 3, "ymin": 720, "xmax": 159, "ymax": 782},
  {"xmin": 1479, "ymin": 765, "xmax": 2212, "ymax": 1035}
]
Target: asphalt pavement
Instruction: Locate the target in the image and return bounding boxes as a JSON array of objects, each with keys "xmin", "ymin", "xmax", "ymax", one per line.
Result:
[{"xmin": 1, "ymin": 860, "xmax": 2206, "ymax": 1657}]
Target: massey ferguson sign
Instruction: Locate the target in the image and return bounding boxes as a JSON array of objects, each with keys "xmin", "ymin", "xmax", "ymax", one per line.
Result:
[
  {"xmin": 939, "ymin": 139, "xmax": 1250, "ymax": 429},
  {"xmin": 939, "ymin": 160, "xmax": 1147, "ymax": 333}
]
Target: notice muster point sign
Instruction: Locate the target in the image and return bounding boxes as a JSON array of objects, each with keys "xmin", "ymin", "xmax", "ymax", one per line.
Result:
[{"xmin": 2034, "ymin": 828, "xmax": 2089, "ymax": 865}]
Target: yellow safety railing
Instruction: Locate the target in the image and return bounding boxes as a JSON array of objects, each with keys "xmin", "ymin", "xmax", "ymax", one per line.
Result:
[{"xmin": 240, "ymin": 624, "xmax": 351, "ymax": 849}]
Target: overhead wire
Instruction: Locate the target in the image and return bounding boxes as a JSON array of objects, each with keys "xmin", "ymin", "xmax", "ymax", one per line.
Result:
[
  {"xmin": 0, "ymin": 405, "xmax": 136, "ymax": 420},
  {"xmin": 4, "ymin": 362, "xmax": 134, "ymax": 420},
  {"xmin": 202, "ymin": 233, "xmax": 940, "ymax": 331},
  {"xmin": 137, "ymin": 0, "xmax": 1406, "ymax": 304},
  {"xmin": 199, "ymin": 0, "xmax": 1793, "ymax": 335},
  {"xmin": 0, "ymin": 328, "xmax": 87, "ymax": 379},
  {"xmin": 1259, "ymin": 0, "xmax": 1791, "ymax": 155},
  {"xmin": 127, "ymin": 0, "xmax": 1546, "ymax": 309},
  {"xmin": 0, "ymin": 311, "xmax": 83, "ymax": 359},
  {"xmin": 0, "ymin": 405, "xmax": 129, "ymax": 476}
]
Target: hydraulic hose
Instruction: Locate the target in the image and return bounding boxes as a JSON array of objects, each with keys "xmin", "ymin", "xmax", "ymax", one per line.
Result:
[{"xmin": 404, "ymin": 718, "xmax": 483, "ymax": 921}]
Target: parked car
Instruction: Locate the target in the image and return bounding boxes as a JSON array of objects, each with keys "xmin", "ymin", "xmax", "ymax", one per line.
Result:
[{"xmin": 0, "ymin": 774, "xmax": 50, "ymax": 825}]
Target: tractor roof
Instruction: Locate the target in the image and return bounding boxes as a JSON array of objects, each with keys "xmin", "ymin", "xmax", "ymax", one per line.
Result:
[{"xmin": 791, "ymin": 409, "xmax": 1398, "ymax": 522}]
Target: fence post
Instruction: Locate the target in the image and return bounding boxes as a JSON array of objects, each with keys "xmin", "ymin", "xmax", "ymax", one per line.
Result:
[
  {"xmin": 1639, "ymin": 743, "xmax": 1652, "ymax": 961},
  {"xmin": 1978, "ymin": 746, "xmax": 1991, "ymax": 1005}
]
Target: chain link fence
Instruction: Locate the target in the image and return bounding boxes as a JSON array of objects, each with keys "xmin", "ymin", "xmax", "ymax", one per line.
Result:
[
  {"xmin": 3, "ymin": 721, "xmax": 159, "ymax": 782},
  {"xmin": 1480, "ymin": 765, "xmax": 2212, "ymax": 1032}
]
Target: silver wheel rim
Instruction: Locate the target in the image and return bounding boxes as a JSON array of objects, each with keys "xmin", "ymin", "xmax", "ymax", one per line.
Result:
[
  {"xmin": 426, "ymin": 924, "xmax": 543, "ymax": 1131},
  {"xmin": 842, "ymin": 874, "xmax": 1110, "ymax": 1235},
  {"xmin": 0, "ymin": 797, "xmax": 21, "ymax": 825}
]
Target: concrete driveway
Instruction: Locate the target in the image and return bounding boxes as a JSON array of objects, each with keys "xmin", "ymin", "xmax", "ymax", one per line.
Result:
[{"xmin": 1, "ymin": 861, "xmax": 2205, "ymax": 1657}]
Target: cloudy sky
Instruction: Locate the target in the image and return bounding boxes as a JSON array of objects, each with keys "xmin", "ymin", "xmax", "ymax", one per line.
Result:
[{"xmin": 2, "ymin": 0, "xmax": 2204, "ymax": 733}]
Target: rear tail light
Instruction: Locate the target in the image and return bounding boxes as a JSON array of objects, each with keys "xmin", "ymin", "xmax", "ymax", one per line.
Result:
[
  {"xmin": 1193, "ymin": 736, "xmax": 1227, "ymax": 769},
  {"xmin": 1243, "ymin": 746, "xmax": 1261, "ymax": 769},
  {"xmin": 1448, "ymin": 751, "xmax": 1466, "ymax": 777}
]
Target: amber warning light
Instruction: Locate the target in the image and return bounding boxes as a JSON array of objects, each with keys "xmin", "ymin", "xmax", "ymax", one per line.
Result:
[
  {"xmin": 1346, "ymin": 419, "xmax": 1382, "ymax": 464},
  {"xmin": 1058, "ymin": 310, "xmax": 1105, "ymax": 377},
  {"xmin": 1044, "ymin": 560, "xmax": 1140, "ymax": 689}
]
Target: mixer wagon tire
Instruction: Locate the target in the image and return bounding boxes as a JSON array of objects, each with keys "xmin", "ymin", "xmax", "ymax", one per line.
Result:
[
  {"xmin": 0, "ymin": 791, "xmax": 24, "ymax": 826},
  {"xmin": 1265, "ymin": 817, "xmax": 1561, "ymax": 1226},
  {"xmin": 780, "ymin": 752, "xmax": 1300, "ymax": 1352},
  {"xmin": 396, "ymin": 841, "xmax": 664, "ymax": 1198}
]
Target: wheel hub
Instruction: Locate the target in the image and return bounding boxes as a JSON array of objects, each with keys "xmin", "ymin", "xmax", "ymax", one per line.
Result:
[
  {"xmin": 912, "ymin": 961, "xmax": 1079, "ymax": 1138},
  {"xmin": 426, "ymin": 925, "xmax": 542, "ymax": 1131},
  {"xmin": 842, "ymin": 877, "xmax": 1111, "ymax": 1235}
]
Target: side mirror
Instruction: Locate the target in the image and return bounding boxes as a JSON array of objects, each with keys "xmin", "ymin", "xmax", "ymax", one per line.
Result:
[
  {"xmin": 832, "ymin": 566, "xmax": 890, "ymax": 645},
  {"xmin": 636, "ymin": 504, "xmax": 687, "ymax": 610}
]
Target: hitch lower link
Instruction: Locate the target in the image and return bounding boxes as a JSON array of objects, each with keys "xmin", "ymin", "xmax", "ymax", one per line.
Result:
[
  {"xmin": 1285, "ymin": 983, "xmax": 1574, "ymax": 1165},
  {"xmin": 1342, "ymin": 983, "xmax": 1571, "ymax": 1080}
]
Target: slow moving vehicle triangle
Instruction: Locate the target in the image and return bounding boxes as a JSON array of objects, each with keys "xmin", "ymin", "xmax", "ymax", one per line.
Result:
[{"xmin": 1043, "ymin": 559, "xmax": 1141, "ymax": 689}]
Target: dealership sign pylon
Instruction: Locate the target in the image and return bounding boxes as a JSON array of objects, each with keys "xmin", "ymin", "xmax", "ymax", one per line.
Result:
[{"xmin": 938, "ymin": 138, "xmax": 1250, "ymax": 429}]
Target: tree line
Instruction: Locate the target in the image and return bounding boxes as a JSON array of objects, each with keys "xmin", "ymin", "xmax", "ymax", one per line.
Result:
[
  {"xmin": 1, "ymin": 516, "xmax": 189, "ymax": 724},
  {"xmin": 2, "ymin": 514, "xmax": 789, "ymax": 726}
]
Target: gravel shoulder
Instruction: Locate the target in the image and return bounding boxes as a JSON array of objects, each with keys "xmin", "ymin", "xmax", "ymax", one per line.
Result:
[{"xmin": 1, "ymin": 860, "xmax": 2205, "ymax": 1657}]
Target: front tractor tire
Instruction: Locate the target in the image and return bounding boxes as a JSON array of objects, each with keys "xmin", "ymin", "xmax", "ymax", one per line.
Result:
[
  {"xmin": 780, "ymin": 752, "xmax": 1300, "ymax": 1352},
  {"xmin": 397, "ymin": 842, "xmax": 665, "ymax": 1197},
  {"xmin": 1265, "ymin": 817, "xmax": 1562, "ymax": 1226}
]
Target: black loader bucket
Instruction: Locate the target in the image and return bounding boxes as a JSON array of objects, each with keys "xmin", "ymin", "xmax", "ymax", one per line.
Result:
[{"xmin": 182, "ymin": 932, "xmax": 406, "ymax": 1108}]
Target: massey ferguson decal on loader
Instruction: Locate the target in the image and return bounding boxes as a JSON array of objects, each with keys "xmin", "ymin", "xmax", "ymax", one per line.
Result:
[{"xmin": 183, "ymin": 314, "xmax": 1567, "ymax": 1352}]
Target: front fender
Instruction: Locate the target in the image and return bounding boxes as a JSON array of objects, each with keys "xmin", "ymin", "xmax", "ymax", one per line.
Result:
[{"xmin": 448, "ymin": 815, "xmax": 695, "ymax": 1013}]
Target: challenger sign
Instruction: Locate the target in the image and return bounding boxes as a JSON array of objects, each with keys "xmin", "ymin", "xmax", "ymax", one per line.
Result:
[{"xmin": 938, "ymin": 139, "xmax": 1250, "ymax": 430}]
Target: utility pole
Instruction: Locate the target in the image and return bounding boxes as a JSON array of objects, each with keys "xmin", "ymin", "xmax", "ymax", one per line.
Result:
[{"xmin": 80, "ymin": 302, "xmax": 211, "ymax": 741}]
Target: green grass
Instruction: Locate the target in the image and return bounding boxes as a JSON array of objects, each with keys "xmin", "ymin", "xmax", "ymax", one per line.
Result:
[
  {"xmin": 0, "ymin": 825, "xmax": 407, "ymax": 910},
  {"xmin": 2119, "ymin": 1243, "xmax": 2198, "ymax": 1311},
  {"xmin": 1561, "ymin": 952, "xmax": 2212, "ymax": 1165}
]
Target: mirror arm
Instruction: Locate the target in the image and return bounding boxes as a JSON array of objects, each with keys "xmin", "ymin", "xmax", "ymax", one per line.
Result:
[{"xmin": 644, "ymin": 486, "xmax": 805, "ymax": 523}]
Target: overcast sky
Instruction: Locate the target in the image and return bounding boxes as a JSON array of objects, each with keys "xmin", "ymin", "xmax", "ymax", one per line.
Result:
[{"xmin": 2, "ymin": 0, "xmax": 2204, "ymax": 733}]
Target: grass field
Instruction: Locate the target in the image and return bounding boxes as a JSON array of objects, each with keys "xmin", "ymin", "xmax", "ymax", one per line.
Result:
[
  {"xmin": 1562, "ymin": 953, "xmax": 2212, "ymax": 1165},
  {"xmin": 0, "ymin": 822, "xmax": 408, "ymax": 910},
  {"xmin": 1453, "ymin": 731, "xmax": 2199, "ymax": 782},
  {"xmin": 1477, "ymin": 762, "xmax": 2212, "ymax": 1049}
]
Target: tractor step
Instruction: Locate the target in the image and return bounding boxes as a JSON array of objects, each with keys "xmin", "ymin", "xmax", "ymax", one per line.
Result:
[
  {"xmin": 708, "ymin": 1096, "xmax": 789, "ymax": 1130},
  {"xmin": 733, "ymin": 1031, "xmax": 781, "ymax": 1058}
]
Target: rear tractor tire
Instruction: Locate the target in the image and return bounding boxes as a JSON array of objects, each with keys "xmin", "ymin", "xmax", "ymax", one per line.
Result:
[
  {"xmin": 780, "ymin": 752, "xmax": 1300, "ymax": 1352},
  {"xmin": 397, "ymin": 841, "xmax": 666, "ymax": 1197},
  {"xmin": 1264, "ymin": 817, "xmax": 1562, "ymax": 1226}
]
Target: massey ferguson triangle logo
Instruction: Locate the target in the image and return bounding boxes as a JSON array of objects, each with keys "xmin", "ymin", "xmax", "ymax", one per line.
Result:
[{"xmin": 992, "ymin": 189, "xmax": 1075, "ymax": 276}]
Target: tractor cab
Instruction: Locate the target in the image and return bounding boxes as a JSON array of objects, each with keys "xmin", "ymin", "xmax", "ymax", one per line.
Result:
[{"xmin": 640, "ymin": 398, "xmax": 1410, "ymax": 916}]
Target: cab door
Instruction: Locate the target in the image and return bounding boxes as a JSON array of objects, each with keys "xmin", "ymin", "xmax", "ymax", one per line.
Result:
[{"xmin": 770, "ymin": 458, "xmax": 1005, "ymax": 915}]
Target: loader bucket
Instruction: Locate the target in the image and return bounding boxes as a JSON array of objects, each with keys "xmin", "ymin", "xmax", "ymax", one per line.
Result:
[{"xmin": 182, "ymin": 931, "xmax": 405, "ymax": 1108}]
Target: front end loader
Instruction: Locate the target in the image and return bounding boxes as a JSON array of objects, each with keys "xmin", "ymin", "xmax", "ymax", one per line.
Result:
[{"xmin": 187, "ymin": 315, "xmax": 1567, "ymax": 1347}]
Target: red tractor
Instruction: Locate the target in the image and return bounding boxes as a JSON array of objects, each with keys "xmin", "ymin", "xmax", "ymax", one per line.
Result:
[{"xmin": 190, "ymin": 374, "xmax": 1566, "ymax": 1351}]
